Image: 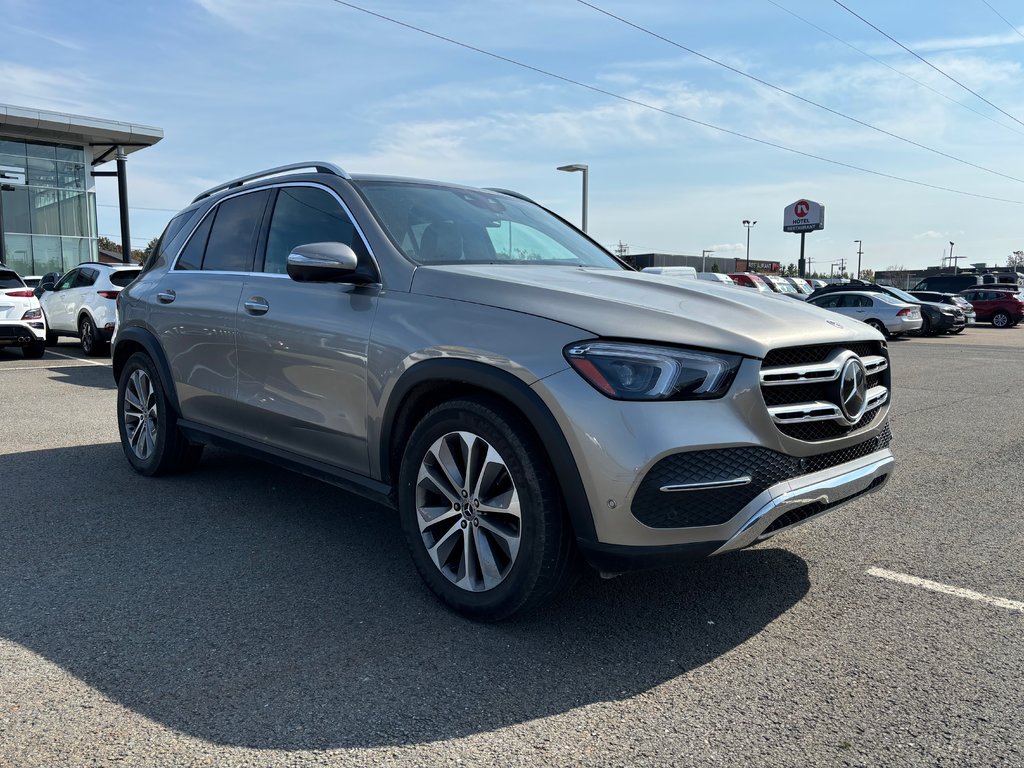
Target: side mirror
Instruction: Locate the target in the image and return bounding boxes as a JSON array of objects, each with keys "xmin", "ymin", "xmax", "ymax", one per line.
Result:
[{"xmin": 286, "ymin": 242, "xmax": 364, "ymax": 283}]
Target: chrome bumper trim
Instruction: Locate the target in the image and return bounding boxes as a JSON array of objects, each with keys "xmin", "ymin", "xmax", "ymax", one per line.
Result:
[{"xmin": 713, "ymin": 450, "xmax": 894, "ymax": 555}]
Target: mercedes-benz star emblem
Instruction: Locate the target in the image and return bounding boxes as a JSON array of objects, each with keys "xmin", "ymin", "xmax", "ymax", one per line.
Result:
[{"xmin": 839, "ymin": 357, "xmax": 868, "ymax": 423}]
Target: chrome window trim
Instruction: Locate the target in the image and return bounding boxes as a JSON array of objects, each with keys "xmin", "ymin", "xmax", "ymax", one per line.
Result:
[{"xmin": 168, "ymin": 181, "xmax": 381, "ymax": 281}]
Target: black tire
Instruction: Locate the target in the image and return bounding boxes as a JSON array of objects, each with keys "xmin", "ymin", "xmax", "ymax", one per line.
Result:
[
  {"xmin": 397, "ymin": 396, "xmax": 578, "ymax": 621},
  {"xmin": 45, "ymin": 329, "xmax": 59, "ymax": 346},
  {"xmin": 992, "ymin": 311, "xmax": 1011, "ymax": 328},
  {"xmin": 79, "ymin": 315, "xmax": 106, "ymax": 356},
  {"xmin": 865, "ymin": 319, "xmax": 888, "ymax": 337},
  {"xmin": 22, "ymin": 339, "xmax": 46, "ymax": 359},
  {"xmin": 917, "ymin": 315, "xmax": 933, "ymax": 336},
  {"xmin": 948, "ymin": 326, "xmax": 966, "ymax": 334},
  {"xmin": 117, "ymin": 352, "xmax": 204, "ymax": 476}
]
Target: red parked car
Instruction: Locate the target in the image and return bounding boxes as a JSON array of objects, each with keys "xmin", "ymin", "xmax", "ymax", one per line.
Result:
[
  {"xmin": 958, "ymin": 288, "xmax": 1024, "ymax": 328},
  {"xmin": 728, "ymin": 272, "xmax": 771, "ymax": 293}
]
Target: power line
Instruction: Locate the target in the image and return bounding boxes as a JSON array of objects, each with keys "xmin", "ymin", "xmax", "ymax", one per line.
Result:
[
  {"xmin": 764, "ymin": 0, "xmax": 1024, "ymax": 138},
  {"xmin": 97, "ymin": 203, "xmax": 179, "ymax": 213},
  {"xmin": 979, "ymin": 0, "xmax": 1024, "ymax": 41},
  {"xmin": 577, "ymin": 0, "xmax": 1024, "ymax": 184},
  {"xmin": 328, "ymin": 0, "xmax": 1024, "ymax": 205},
  {"xmin": 831, "ymin": 0, "xmax": 1024, "ymax": 129}
]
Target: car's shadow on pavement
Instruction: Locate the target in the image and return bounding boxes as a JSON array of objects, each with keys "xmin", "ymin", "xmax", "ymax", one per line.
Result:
[{"xmin": 0, "ymin": 443, "xmax": 810, "ymax": 750}]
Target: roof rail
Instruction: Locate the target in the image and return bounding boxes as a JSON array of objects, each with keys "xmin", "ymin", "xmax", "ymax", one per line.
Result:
[{"xmin": 192, "ymin": 161, "xmax": 351, "ymax": 203}]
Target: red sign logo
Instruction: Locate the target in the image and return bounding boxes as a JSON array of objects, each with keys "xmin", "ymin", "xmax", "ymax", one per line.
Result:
[{"xmin": 794, "ymin": 200, "xmax": 810, "ymax": 218}]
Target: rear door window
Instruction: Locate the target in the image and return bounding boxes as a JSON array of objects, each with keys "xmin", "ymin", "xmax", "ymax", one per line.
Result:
[
  {"xmin": 201, "ymin": 190, "xmax": 271, "ymax": 272},
  {"xmin": 75, "ymin": 268, "xmax": 99, "ymax": 287}
]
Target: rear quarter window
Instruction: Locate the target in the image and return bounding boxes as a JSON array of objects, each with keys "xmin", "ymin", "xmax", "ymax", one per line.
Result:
[
  {"xmin": 109, "ymin": 270, "xmax": 141, "ymax": 287},
  {"xmin": 0, "ymin": 271, "xmax": 26, "ymax": 289}
]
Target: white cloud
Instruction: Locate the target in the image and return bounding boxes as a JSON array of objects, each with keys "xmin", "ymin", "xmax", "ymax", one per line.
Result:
[{"xmin": 710, "ymin": 242, "xmax": 746, "ymax": 252}]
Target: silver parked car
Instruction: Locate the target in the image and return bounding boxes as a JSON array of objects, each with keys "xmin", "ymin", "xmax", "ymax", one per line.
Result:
[
  {"xmin": 112, "ymin": 162, "xmax": 895, "ymax": 619},
  {"xmin": 807, "ymin": 291, "xmax": 923, "ymax": 337}
]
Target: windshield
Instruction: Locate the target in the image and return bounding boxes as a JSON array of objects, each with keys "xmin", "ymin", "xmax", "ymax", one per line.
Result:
[
  {"xmin": 770, "ymin": 278, "xmax": 796, "ymax": 293},
  {"xmin": 109, "ymin": 269, "xmax": 142, "ymax": 287},
  {"xmin": 357, "ymin": 181, "xmax": 624, "ymax": 269}
]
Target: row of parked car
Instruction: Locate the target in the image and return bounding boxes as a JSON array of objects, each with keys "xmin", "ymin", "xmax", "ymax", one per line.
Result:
[
  {"xmin": 642, "ymin": 266, "xmax": 1024, "ymax": 337},
  {"xmin": 0, "ymin": 261, "xmax": 141, "ymax": 358}
]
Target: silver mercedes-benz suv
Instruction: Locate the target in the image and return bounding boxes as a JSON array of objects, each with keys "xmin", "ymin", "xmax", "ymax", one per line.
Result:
[{"xmin": 112, "ymin": 161, "xmax": 894, "ymax": 620}]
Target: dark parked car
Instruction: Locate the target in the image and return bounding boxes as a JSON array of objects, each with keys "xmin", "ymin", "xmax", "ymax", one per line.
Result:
[
  {"xmin": 958, "ymin": 288, "xmax": 1024, "ymax": 328},
  {"xmin": 911, "ymin": 273, "xmax": 1023, "ymax": 292},
  {"xmin": 809, "ymin": 281, "xmax": 964, "ymax": 336},
  {"xmin": 909, "ymin": 291, "xmax": 976, "ymax": 333}
]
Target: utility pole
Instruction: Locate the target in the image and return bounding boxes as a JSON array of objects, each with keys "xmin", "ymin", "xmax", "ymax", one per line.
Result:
[
  {"xmin": 614, "ymin": 241, "xmax": 629, "ymax": 259},
  {"xmin": 854, "ymin": 239, "xmax": 863, "ymax": 280},
  {"xmin": 701, "ymin": 249, "xmax": 714, "ymax": 272}
]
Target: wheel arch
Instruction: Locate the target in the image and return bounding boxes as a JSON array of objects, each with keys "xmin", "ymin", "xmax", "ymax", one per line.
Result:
[
  {"xmin": 379, "ymin": 359, "xmax": 597, "ymax": 542},
  {"xmin": 112, "ymin": 326, "xmax": 182, "ymax": 416}
]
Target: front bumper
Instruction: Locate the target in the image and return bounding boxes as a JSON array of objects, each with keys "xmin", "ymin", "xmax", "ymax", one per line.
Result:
[
  {"xmin": 931, "ymin": 313, "xmax": 965, "ymax": 332},
  {"xmin": 533, "ymin": 355, "xmax": 894, "ymax": 561},
  {"xmin": 0, "ymin": 321, "xmax": 46, "ymax": 346},
  {"xmin": 579, "ymin": 449, "xmax": 893, "ymax": 572}
]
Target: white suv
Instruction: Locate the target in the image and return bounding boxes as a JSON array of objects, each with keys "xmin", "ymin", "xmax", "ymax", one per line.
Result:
[
  {"xmin": 0, "ymin": 266, "xmax": 47, "ymax": 358},
  {"xmin": 40, "ymin": 262, "xmax": 141, "ymax": 355}
]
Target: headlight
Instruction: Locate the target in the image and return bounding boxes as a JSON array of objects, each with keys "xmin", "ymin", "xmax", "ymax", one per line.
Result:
[{"xmin": 565, "ymin": 342, "xmax": 741, "ymax": 400}]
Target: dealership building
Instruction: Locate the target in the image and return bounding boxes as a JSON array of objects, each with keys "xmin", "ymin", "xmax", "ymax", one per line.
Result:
[{"xmin": 0, "ymin": 103, "xmax": 162, "ymax": 277}]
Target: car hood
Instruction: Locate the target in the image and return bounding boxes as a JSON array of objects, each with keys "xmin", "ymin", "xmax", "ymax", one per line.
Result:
[{"xmin": 411, "ymin": 265, "xmax": 880, "ymax": 359}]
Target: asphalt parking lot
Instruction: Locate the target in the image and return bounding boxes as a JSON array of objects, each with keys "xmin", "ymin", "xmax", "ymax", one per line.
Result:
[{"xmin": 1, "ymin": 332, "xmax": 1021, "ymax": 767}]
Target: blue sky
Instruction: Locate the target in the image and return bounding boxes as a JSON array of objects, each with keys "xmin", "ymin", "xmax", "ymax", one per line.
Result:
[{"xmin": 3, "ymin": 0, "xmax": 1023, "ymax": 272}]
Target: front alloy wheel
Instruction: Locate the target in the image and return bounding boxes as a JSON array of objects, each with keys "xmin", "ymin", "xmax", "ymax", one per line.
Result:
[
  {"xmin": 398, "ymin": 397, "xmax": 577, "ymax": 620},
  {"xmin": 415, "ymin": 431, "xmax": 522, "ymax": 592}
]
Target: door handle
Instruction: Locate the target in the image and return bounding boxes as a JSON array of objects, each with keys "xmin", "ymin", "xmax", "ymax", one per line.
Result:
[
  {"xmin": 244, "ymin": 297, "xmax": 270, "ymax": 316},
  {"xmin": 156, "ymin": 290, "xmax": 176, "ymax": 304}
]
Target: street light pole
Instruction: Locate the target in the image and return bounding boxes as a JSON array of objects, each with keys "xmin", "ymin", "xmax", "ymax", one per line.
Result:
[
  {"xmin": 742, "ymin": 219, "xmax": 757, "ymax": 264},
  {"xmin": 702, "ymin": 249, "xmax": 714, "ymax": 272},
  {"xmin": 854, "ymin": 239, "xmax": 863, "ymax": 280},
  {"xmin": 557, "ymin": 163, "xmax": 589, "ymax": 233},
  {"xmin": 949, "ymin": 241, "xmax": 956, "ymax": 275}
]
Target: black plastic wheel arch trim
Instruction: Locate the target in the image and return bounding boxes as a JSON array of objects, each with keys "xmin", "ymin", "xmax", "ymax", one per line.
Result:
[
  {"xmin": 111, "ymin": 326, "xmax": 182, "ymax": 416},
  {"xmin": 379, "ymin": 358, "xmax": 598, "ymax": 542}
]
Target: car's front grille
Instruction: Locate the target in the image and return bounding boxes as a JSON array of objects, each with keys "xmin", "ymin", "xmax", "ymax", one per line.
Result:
[
  {"xmin": 759, "ymin": 342, "xmax": 890, "ymax": 442},
  {"xmin": 631, "ymin": 426, "xmax": 892, "ymax": 529}
]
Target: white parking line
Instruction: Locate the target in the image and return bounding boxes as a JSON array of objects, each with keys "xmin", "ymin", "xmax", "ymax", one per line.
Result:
[
  {"xmin": 868, "ymin": 567, "xmax": 1024, "ymax": 613},
  {"xmin": 0, "ymin": 363, "xmax": 103, "ymax": 372},
  {"xmin": 45, "ymin": 350, "xmax": 108, "ymax": 366}
]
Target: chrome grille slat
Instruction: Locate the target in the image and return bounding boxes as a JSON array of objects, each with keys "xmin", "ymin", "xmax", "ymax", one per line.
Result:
[
  {"xmin": 759, "ymin": 343, "xmax": 890, "ymax": 440},
  {"xmin": 769, "ymin": 401, "xmax": 843, "ymax": 424}
]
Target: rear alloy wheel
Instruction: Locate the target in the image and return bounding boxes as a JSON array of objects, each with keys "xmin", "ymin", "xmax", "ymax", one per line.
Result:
[
  {"xmin": 992, "ymin": 311, "xmax": 1011, "ymax": 328},
  {"xmin": 79, "ymin": 315, "xmax": 105, "ymax": 357},
  {"xmin": 865, "ymin": 319, "xmax": 888, "ymax": 337},
  {"xmin": 398, "ymin": 397, "xmax": 577, "ymax": 620},
  {"xmin": 22, "ymin": 339, "xmax": 46, "ymax": 359},
  {"xmin": 117, "ymin": 352, "xmax": 203, "ymax": 476}
]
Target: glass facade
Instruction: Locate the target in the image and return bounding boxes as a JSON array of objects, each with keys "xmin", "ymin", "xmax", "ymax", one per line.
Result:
[{"xmin": 0, "ymin": 138, "xmax": 98, "ymax": 277}]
